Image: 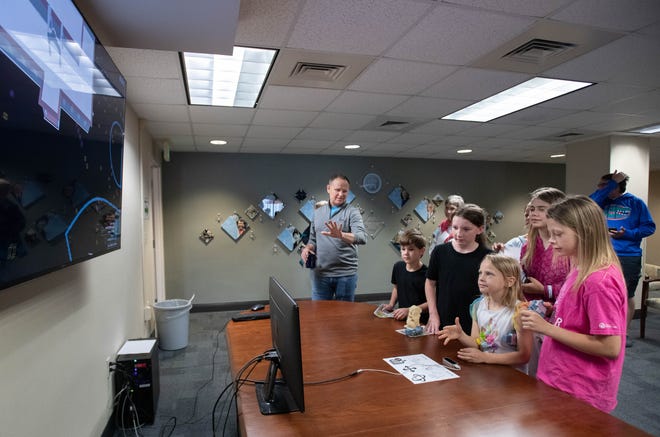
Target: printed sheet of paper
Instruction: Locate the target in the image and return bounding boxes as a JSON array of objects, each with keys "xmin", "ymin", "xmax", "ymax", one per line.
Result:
[{"xmin": 384, "ymin": 353, "xmax": 459, "ymax": 384}]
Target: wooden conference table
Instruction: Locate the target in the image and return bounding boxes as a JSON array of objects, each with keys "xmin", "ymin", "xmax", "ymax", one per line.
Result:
[{"xmin": 226, "ymin": 300, "xmax": 649, "ymax": 437}]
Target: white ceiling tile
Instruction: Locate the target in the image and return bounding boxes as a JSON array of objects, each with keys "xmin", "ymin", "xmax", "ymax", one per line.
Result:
[
  {"xmin": 385, "ymin": 133, "xmax": 437, "ymax": 145},
  {"xmin": 252, "ymin": 109, "xmax": 319, "ymax": 127},
  {"xmin": 296, "ymin": 128, "xmax": 352, "ymax": 141},
  {"xmin": 538, "ymin": 111, "xmax": 617, "ymax": 129},
  {"xmin": 325, "ymin": 91, "xmax": 409, "ymax": 115},
  {"xmin": 126, "ymin": 78, "xmax": 187, "ymax": 104},
  {"xmin": 423, "ymin": 68, "xmax": 530, "ymax": 100},
  {"xmin": 286, "ymin": 139, "xmax": 337, "ymax": 150},
  {"xmin": 192, "ymin": 124, "xmax": 249, "ymax": 137},
  {"xmin": 458, "ymin": 123, "xmax": 522, "ymax": 137},
  {"xmin": 349, "ymin": 59, "xmax": 457, "ymax": 94},
  {"xmin": 426, "ymin": 135, "xmax": 483, "ymax": 147},
  {"xmin": 107, "ymin": 48, "xmax": 182, "ymax": 79},
  {"xmin": 550, "ymin": 0, "xmax": 660, "ymax": 32},
  {"xmin": 584, "ymin": 114, "xmax": 660, "ymax": 132},
  {"xmin": 386, "ymin": 4, "xmax": 535, "ymax": 64},
  {"xmin": 188, "ymin": 107, "xmax": 255, "ymax": 124},
  {"xmin": 500, "ymin": 126, "xmax": 569, "ymax": 140},
  {"xmin": 493, "ymin": 106, "xmax": 574, "ymax": 125},
  {"xmin": 539, "ymin": 83, "xmax": 651, "ymax": 111},
  {"xmin": 309, "ymin": 113, "xmax": 375, "ymax": 130},
  {"xmin": 445, "ymin": 0, "xmax": 574, "ymax": 17},
  {"xmin": 287, "ymin": 0, "xmax": 431, "ymax": 55},
  {"xmin": 234, "ymin": 0, "xmax": 301, "ymax": 47},
  {"xmin": 259, "ymin": 86, "xmax": 341, "ymax": 111},
  {"xmin": 410, "ymin": 119, "xmax": 474, "ymax": 135},
  {"xmin": 546, "ymin": 35, "xmax": 660, "ymax": 88},
  {"xmin": 239, "ymin": 137, "xmax": 287, "ymax": 148},
  {"xmin": 388, "ymin": 97, "xmax": 472, "ymax": 118},
  {"xmin": 144, "ymin": 121, "xmax": 192, "ymax": 135},
  {"xmin": 342, "ymin": 130, "xmax": 401, "ymax": 143},
  {"xmin": 246, "ymin": 125, "xmax": 302, "ymax": 139},
  {"xmin": 131, "ymin": 104, "xmax": 190, "ymax": 122},
  {"xmin": 590, "ymin": 91, "xmax": 660, "ymax": 118}
]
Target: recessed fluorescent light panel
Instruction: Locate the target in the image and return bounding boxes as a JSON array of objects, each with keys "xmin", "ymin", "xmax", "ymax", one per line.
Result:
[
  {"xmin": 630, "ymin": 123, "xmax": 660, "ymax": 134},
  {"xmin": 442, "ymin": 77, "xmax": 593, "ymax": 122},
  {"xmin": 182, "ymin": 47, "xmax": 277, "ymax": 107}
]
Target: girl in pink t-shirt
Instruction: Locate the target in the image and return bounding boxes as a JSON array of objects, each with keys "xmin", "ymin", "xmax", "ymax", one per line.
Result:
[{"xmin": 521, "ymin": 196, "xmax": 627, "ymax": 412}]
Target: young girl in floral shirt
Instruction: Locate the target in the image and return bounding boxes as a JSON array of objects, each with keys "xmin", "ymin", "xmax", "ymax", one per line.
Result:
[{"xmin": 438, "ymin": 254, "xmax": 532, "ymax": 373}]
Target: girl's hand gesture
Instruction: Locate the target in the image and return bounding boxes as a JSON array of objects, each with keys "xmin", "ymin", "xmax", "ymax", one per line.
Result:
[
  {"xmin": 520, "ymin": 309, "xmax": 551, "ymax": 334},
  {"xmin": 392, "ymin": 307, "xmax": 409, "ymax": 321},
  {"xmin": 521, "ymin": 276, "xmax": 544, "ymax": 295},
  {"xmin": 457, "ymin": 347, "xmax": 486, "ymax": 363},
  {"xmin": 437, "ymin": 317, "xmax": 464, "ymax": 345}
]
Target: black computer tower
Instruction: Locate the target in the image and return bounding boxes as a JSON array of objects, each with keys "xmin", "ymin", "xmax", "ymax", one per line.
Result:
[{"xmin": 113, "ymin": 339, "xmax": 159, "ymax": 427}]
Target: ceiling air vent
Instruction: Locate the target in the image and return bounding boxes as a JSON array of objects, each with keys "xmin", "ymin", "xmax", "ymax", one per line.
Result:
[
  {"xmin": 290, "ymin": 62, "xmax": 347, "ymax": 82},
  {"xmin": 557, "ymin": 132, "xmax": 583, "ymax": 138},
  {"xmin": 380, "ymin": 120, "xmax": 409, "ymax": 129},
  {"xmin": 503, "ymin": 39, "xmax": 576, "ymax": 65},
  {"xmin": 470, "ymin": 20, "xmax": 622, "ymax": 74}
]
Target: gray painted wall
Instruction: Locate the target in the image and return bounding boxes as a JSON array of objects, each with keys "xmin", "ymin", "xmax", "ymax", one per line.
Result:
[{"xmin": 162, "ymin": 153, "xmax": 565, "ymax": 303}]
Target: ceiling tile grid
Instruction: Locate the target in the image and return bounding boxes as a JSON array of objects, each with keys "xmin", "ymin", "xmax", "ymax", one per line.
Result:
[{"xmin": 82, "ymin": 0, "xmax": 660, "ymax": 167}]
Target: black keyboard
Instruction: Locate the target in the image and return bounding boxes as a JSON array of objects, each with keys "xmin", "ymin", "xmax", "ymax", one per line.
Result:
[{"xmin": 231, "ymin": 312, "xmax": 270, "ymax": 322}]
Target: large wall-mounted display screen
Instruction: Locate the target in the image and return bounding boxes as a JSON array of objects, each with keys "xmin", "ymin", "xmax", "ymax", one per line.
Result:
[{"xmin": 0, "ymin": 0, "xmax": 127, "ymax": 290}]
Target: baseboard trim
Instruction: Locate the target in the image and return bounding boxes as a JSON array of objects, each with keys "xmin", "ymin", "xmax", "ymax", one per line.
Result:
[{"xmin": 190, "ymin": 292, "xmax": 390, "ymax": 313}]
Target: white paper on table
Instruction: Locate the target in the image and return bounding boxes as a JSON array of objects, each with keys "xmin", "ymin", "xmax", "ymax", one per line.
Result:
[{"xmin": 384, "ymin": 353, "xmax": 459, "ymax": 384}]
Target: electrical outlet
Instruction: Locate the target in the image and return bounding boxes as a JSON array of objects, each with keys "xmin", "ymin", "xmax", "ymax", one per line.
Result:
[{"xmin": 144, "ymin": 306, "xmax": 152, "ymax": 321}]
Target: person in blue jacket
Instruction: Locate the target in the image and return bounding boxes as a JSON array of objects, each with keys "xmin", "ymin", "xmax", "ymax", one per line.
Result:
[{"xmin": 590, "ymin": 170, "xmax": 656, "ymax": 346}]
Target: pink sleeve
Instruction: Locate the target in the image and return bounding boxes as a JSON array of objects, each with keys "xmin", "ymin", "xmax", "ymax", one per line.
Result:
[{"xmin": 584, "ymin": 268, "xmax": 627, "ymax": 336}]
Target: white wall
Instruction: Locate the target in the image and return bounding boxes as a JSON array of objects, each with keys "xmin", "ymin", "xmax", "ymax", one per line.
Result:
[{"xmin": 0, "ymin": 106, "xmax": 150, "ymax": 437}]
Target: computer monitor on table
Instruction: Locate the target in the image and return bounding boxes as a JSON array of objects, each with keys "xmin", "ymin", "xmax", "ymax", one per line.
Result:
[{"xmin": 255, "ymin": 277, "xmax": 305, "ymax": 414}]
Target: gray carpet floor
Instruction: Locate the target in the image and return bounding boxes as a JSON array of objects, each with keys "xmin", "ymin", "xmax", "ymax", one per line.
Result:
[{"xmin": 113, "ymin": 307, "xmax": 660, "ymax": 437}]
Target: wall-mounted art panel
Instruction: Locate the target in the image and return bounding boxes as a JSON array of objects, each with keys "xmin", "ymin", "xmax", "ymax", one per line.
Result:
[
  {"xmin": 221, "ymin": 213, "xmax": 248, "ymax": 241},
  {"xmin": 362, "ymin": 172, "xmax": 382, "ymax": 194},
  {"xmin": 259, "ymin": 193, "xmax": 285, "ymax": 219},
  {"xmin": 414, "ymin": 198, "xmax": 435, "ymax": 223},
  {"xmin": 299, "ymin": 200, "xmax": 315, "ymax": 222},
  {"xmin": 277, "ymin": 224, "xmax": 302, "ymax": 252},
  {"xmin": 245, "ymin": 204, "xmax": 259, "ymax": 221},
  {"xmin": 388, "ymin": 185, "xmax": 409, "ymax": 210}
]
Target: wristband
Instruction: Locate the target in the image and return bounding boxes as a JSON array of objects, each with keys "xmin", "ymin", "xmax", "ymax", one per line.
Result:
[{"xmin": 546, "ymin": 285, "xmax": 553, "ymax": 300}]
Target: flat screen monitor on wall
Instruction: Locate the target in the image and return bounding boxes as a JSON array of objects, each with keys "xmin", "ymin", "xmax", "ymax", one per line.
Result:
[
  {"xmin": 256, "ymin": 277, "xmax": 305, "ymax": 415},
  {"xmin": 0, "ymin": 0, "xmax": 127, "ymax": 291}
]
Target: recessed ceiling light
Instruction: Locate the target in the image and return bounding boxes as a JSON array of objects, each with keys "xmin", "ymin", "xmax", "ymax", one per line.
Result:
[
  {"xmin": 442, "ymin": 77, "xmax": 593, "ymax": 122},
  {"xmin": 210, "ymin": 139, "xmax": 228, "ymax": 145},
  {"xmin": 182, "ymin": 46, "xmax": 277, "ymax": 108},
  {"xmin": 344, "ymin": 144, "xmax": 360, "ymax": 149},
  {"xmin": 457, "ymin": 149, "xmax": 472, "ymax": 154},
  {"xmin": 630, "ymin": 123, "xmax": 660, "ymax": 134},
  {"xmin": 550, "ymin": 154, "xmax": 565, "ymax": 158}
]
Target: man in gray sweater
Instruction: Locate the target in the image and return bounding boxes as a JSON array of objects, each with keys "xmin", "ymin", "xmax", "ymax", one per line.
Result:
[{"xmin": 301, "ymin": 174, "xmax": 367, "ymax": 301}]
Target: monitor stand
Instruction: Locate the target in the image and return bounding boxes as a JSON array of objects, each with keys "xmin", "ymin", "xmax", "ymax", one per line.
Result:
[{"xmin": 255, "ymin": 357, "xmax": 300, "ymax": 415}]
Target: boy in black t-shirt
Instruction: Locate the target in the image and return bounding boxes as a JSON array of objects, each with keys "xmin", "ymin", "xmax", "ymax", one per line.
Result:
[{"xmin": 383, "ymin": 229, "xmax": 428, "ymax": 323}]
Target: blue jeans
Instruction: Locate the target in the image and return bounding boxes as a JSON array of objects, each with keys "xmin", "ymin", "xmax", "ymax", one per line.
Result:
[
  {"xmin": 618, "ymin": 255, "xmax": 642, "ymax": 298},
  {"xmin": 311, "ymin": 273, "xmax": 358, "ymax": 302}
]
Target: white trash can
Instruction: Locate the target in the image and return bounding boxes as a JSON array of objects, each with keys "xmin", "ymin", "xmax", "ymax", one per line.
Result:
[{"xmin": 153, "ymin": 299, "xmax": 192, "ymax": 350}]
